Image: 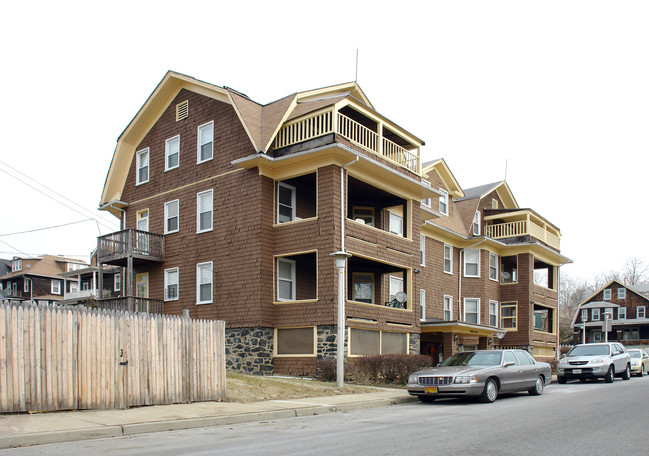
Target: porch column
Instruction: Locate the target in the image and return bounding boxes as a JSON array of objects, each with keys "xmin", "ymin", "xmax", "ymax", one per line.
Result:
[{"xmin": 442, "ymin": 333, "xmax": 457, "ymax": 359}]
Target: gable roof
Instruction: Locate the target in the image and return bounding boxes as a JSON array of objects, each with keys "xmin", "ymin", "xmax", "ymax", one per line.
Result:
[
  {"xmin": 422, "ymin": 159, "xmax": 464, "ymax": 198},
  {"xmin": 570, "ymin": 279, "xmax": 649, "ymax": 327},
  {"xmin": 0, "ymin": 255, "xmax": 86, "ymax": 281},
  {"xmin": 100, "ymin": 72, "xmax": 382, "ymax": 217},
  {"xmin": 456, "ymin": 181, "xmax": 518, "ymax": 209}
]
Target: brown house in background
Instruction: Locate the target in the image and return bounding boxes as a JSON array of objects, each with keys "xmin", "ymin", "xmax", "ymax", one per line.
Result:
[
  {"xmin": 570, "ymin": 280, "xmax": 649, "ymax": 344},
  {"xmin": 96, "ymin": 71, "xmax": 569, "ymax": 375}
]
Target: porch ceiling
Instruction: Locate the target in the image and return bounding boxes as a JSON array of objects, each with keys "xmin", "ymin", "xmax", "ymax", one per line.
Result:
[{"xmin": 421, "ymin": 320, "xmax": 506, "ymax": 338}]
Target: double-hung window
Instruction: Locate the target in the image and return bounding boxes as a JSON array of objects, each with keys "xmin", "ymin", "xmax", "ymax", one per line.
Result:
[
  {"xmin": 165, "ymin": 135, "xmax": 180, "ymax": 171},
  {"xmin": 197, "ymin": 121, "xmax": 214, "ymax": 163},
  {"xmin": 420, "ymin": 289, "xmax": 426, "ymax": 321},
  {"xmin": 472, "ymin": 211, "xmax": 481, "ymax": 235},
  {"xmin": 603, "ymin": 289, "xmax": 612, "ymax": 300},
  {"xmin": 501, "ymin": 303, "xmax": 517, "ymax": 329},
  {"xmin": 464, "ymin": 249, "xmax": 480, "ymax": 277},
  {"xmin": 489, "ymin": 301, "xmax": 498, "ymax": 327},
  {"xmin": 277, "ymin": 182, "xmax": 296, "ymax": 223},
  {"xmin": 421, "ymin": 180, "xmax": 431, "ymax": 207},
  {"xmin": 592, "ymin": 308, "xmax": 600, "ymax": 320},
  {"xmin": 164, "ymin": 200, "xmax": 179, "ymax": 234},
  {"xmin": 277, "ymin": 258, "xmax": 296, "ymax": 301},
  {"xmin": 489, "ymin": 253, "xmax": 498, "ymax": 281},
  {"xmin": 196, "ymin": 262, "xmax": 213, "ymax": 304},
  {"xmin": 136, "ymin": 148, "xmax": 150, "ymax": 185},
  {"xmin": 439, "ymin": 189, "xmax": 449, "ymax": 215},
  {"xmin": 51, "ymin": 280, "xmax": 61, "ymax": 294},
  {"xmin": 420, "ymin": 235, "xmax": 426, "ymax": 266},
  {"xmin": 580, "ymin": 309, "xmax": 588, "ymax": 322},
  {"xmin": 114, "ymin": 272, "xmax": 121, "ymax": 292},
  {"xmin": 164, "ymin": 267, "xmax": 179, "ymax": 301},
  {"xmin": 638, "ymin": 306, "xmax": 646, "ymax": 319},
  {"xmin": 618, "ymin": 307, "xmax": 626, "ymax": 319},
  {"xmin": 618, "ymin": 288, "xmax": 626, "ymax": 299},
  {"xmin": 389, "ymin": 212, "xmax": 403, "ymax": 236},
  {"xmin": 197, "ymin": 190, "xmax": 213, "ymax": 233},
  {"xmin": 443, "ymin": 244, "xmax": 453, "ymax": 274},
  {"xmin": 464, "ymin": 298, "xmax": 480, "ymax": 324},
  {"xmin": 443, "ymin": 295, "xmax": 453, "ymax": 321}
]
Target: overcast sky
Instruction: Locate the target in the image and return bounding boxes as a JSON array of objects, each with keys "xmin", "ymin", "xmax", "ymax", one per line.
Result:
[{"xmin": 1, "ymin": 0, "xmax": 647, "ymax": 282}]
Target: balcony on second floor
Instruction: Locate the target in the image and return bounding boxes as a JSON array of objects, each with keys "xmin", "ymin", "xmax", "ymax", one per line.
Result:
[
  {"xmin": 484, "ymin": 209, "xmax": 561, "ymax": 251},
  {"xmin": 97, "ymin": 229, "xmax": 165, "ymax": 267}
]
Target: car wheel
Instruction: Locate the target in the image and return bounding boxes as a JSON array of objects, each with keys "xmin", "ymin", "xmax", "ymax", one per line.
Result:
[
  {"xmin": 621, "ymin": 364, "xmax": 631, "ymax": 380},
  {"xmin": 641, "ymin": 365, "xmax": 646, "ymax": 377},
  {"xmin": 558, "ymin": 376, "xmax": 567, "ymax": 384},
  {"xmin": 418, "ymin": 395, "xmax": 436, "ymax": 403},
  {"xmin": 479, "ymin": 378, "xmax": 498, "ymax": 403},
  {"xmin": 604, "ymin": 365, "xmax": 615, "ymax": 383},
  {"xmin": 529, "ymin": 376, "xmax": 544, "ymax": 396}
]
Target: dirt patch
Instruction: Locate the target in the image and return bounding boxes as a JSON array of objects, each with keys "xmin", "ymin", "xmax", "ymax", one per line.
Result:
[{"xmin": 225, "ymin": 373, "xmax": 385, "ymax": 403}]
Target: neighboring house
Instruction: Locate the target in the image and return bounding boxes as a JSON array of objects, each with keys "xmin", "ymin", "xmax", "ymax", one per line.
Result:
[
  {"xmin": 570, "ymin": 280, "xmax": 649, "ymax": 345},
  {"xmin": 59, "ymin": 262, "xmax": 123, "ymax": 307},
  {"xmin": 96, "ymin": 71, "xmax": 568, "ymax": 375},
  {"xmin": 419, "ymin": 160, "xmax": 570, "ymax": 362},
  {"xmin": 0, "ymin": 255, "xmax": 88, "ymax": 304}
]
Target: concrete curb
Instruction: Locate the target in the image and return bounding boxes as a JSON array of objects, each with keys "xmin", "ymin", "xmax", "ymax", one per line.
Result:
[{"xmin": 0, "ymin": 393, "xmax": 417, "ymax": 449}]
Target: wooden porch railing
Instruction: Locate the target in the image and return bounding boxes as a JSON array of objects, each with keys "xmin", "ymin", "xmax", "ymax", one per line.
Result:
[
  {"xmin": 274, "ymin": 109, "xmax": 420, "ymax": 174},
  {"xmin": 485, "ymin": 220, "xmax": 560, "ymax": 250},
  {"xmin": 97, "ymin": 296, "xmax": 164, "ymax": 314},
  {"xmin": 97, "ymin": 229, "xmax": 164, "ymax": 263}
]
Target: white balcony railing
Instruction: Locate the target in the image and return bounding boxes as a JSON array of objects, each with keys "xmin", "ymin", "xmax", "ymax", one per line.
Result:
[
  {"xmin": 64, "ymin": 289, "xmax": 98, "ymax": 300},
  {"xmin": 274, "ymin": 109, "xmax": 420, "ymax": 174}
]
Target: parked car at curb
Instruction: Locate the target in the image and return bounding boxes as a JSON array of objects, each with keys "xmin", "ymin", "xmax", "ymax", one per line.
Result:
[
  {"xmin": 627, "ymin": 348, "xmax": 649, "ymax": 377},
  {"xmin": 407, "ymin": 350, "xmax": 552, "ymax": 403},
  {"xmin": 557, "ymin": 342, "xmax": 631, "ymax": 384}
]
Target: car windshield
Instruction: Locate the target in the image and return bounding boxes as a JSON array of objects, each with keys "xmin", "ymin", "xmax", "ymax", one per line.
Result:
[
  {"xmin": 441, "ymin": 352, "xmax": 502, "ymax": 366},
  {"xmin": 567, "ymin": 345, "xmax": 610, "ymax": 357},
  {"xmin": 629, "ymin": 351, "xmax": 641, "ymax": 359}
]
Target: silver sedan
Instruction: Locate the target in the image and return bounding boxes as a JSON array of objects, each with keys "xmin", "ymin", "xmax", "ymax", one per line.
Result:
[{"xmin": 407, "ymin": 349, "xmax": 552, "ymax": 403}]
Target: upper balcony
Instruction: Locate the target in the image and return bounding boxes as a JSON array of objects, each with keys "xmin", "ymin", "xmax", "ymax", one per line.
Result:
[
  {"xmin": 484, "ymin": 209, "xmax": 561, "ymax": 251},
  {"xmin": 97, "ymin": 229, "xmax": 165, "ymax": 266},
  {"xmin": 273, "ymin": 105, "xmax": 421, "ymax": 175}
]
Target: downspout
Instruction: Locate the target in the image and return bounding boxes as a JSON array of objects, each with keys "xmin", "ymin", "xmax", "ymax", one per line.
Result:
[{"xmin": 458, "ymin": 239, "xmax": 487, "ymax": 322}]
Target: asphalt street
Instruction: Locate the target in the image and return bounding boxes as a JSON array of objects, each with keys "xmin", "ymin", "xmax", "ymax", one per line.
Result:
[{"xmin": 6, "ymin": 376, "xmax": 649, "ymax": 456}]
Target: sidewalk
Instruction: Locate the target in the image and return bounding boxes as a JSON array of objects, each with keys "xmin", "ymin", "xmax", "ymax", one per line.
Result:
[{"xmin": 0, "ymin": 389, "xmax": 416, "ymax": 449}]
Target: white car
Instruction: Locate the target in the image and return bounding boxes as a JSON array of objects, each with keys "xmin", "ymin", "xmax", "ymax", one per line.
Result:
[{"xmin": 557, "ymin": 343, "xmax": 631, "ymax": 384}]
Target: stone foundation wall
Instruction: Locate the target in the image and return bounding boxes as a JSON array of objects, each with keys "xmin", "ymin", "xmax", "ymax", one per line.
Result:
[{"xmin": 225, "ymin": 327, "xmax": 274, "ymax": 375}]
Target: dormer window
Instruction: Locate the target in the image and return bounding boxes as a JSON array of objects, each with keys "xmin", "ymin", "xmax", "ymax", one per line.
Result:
[
  {"xmin": 11, "ymin": 259, "xmax": 22, "ymax": 272},
  {"xmin": 439, "ymin": 189, "xmax": 449, "ymax": 215},
  {"xmin": 472, "ymin": 211, "xmax": 481, "ymax": 235}
]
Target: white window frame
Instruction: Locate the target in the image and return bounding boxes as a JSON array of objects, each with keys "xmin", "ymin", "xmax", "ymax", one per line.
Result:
[
  {"xmin": 51, "ymin": 280, "xmax": 61, "ymax": 295},
  {"xmin": 389, "ymin": 212, "xmax": 403, "ymax": 236},
  {"xmin": 489, "ymin": 300, "xmax": 498, "ymax": 327},
  {"xmin": 165, "ymin": 135, "xmax": 180, "ymax": 171},
  {"xmin": 443, "ymin": 244, "xmax": 453, "ymax": 274},
  {"xmin": 439, "ymin": 189, "xmax": 449, "ymax": 215},
  {"xmin": 277, "ymin": 257, "xmax": 296, "ymax": 301},
  {"xmin": 114, "ymin": 272, "xmax": 121, "ymax": 292},
  {"xmin": 196, "ymin": 262, "xmax": 213, "ymax": 305},
  {"xmin": 464, "ymin": 249, "xmax": 480, "ymax": 278},
  {"xmin": 638, "ymin": 306, "xmax": 646, "ymax": 319},
  {"xmin": 603, "ymin": 289, "xmax": 612, "ymax": 300},
  {"xmin": 164, "ymin": 267, "xmax": 179, "ymax": 301},
  {"xmin": 420, "ymin": 289, "xmax": 426, "ymax": 321},
  {"xmin": 196, "ymin": 190, "xmax": 213, "ymax": 233},
  {"xmin": 581, "ymin": 309, "xmax": 588, "ymax": 322},
  {"xmin": 420, "ymin": 235, "xmax": 426, "ymax": 266},
  {"xmin": 197, "ymin": 121, "xmax": 214, "ymax": 163},
  {"xmin": 618, "ymin": 307, "xmax": 626, "ymax": 320},
  {"xmin": 464, "ymin": 298, "xmax": 480, "ymax": 324},
  {"xmin": 23, "ymin": 279, "xmax": 29, "ymax": 292},
  {"xmin": 443, "ymin": 295, "xmax": 453, "ymax": 321},
  {"xmin": 472, "ymin": 210, "xmax": 481, "ymax": 235},
  {"xmin": 421, "ymin": 180, "xmax": 432, "ymax": 208},
  {"xmin": 136, "ymin": 148, "xmax": 150, "ymax": 185},
  {"xmin": 277, "ymin": 182, "xmax": 296, "ymax": 223},
  {"xmin": 164, "ymin": 199, "xmax": 180, "ymax": 234},
  {"xmin": 618, "ymin": 288, "xmax": 626, "ymax": 299},
  {"xmin": 389, "ymin": 276, "xmax": 404, "ymax": 301},
  {"xmin": 592, "ymin": 308, "xmax": 600, "ymax": 320},
  {"xmin": 489, "ymin": 252, "xmax": 498, "ymax": 281},
  {"xmin": 12, "ymin": 259, "xmax": 22, "ymax": 272}
]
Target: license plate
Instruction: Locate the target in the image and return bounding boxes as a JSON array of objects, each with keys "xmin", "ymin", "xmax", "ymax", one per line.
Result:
[
  {"xmin": 424, "ymin": 387, "xmax": 438, "ymax": 393},
  {"xmin": 573, "ymin": 369, "xmax": 582, "ymax": 374}
]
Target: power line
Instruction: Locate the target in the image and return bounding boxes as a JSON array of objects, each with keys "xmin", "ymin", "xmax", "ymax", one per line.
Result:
[
  {"xmin": 0, "ymin": 160, "xmax": 119, "ymax": 230},
  {"xmin": 0, "ymin": 166, "xmax": 118, "ymax": 233},
  {"xmin": 0, "ymin": 219, "xmax": 97, "ymax": 237}
]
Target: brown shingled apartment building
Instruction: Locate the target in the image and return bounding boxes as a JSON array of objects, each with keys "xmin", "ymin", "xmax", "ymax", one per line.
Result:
[{"xmin": 96, "ymin": 71, "xmax": 569, "ymax": 375}]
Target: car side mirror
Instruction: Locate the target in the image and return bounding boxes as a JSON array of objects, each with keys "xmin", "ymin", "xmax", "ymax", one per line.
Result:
[{"xmin": 503, "ymin": 361, "xmax": 515, "ymax": 368}]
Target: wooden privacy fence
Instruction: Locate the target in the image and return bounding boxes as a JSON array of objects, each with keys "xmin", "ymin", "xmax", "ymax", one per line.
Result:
[{"xmin": 0, "ymin": 301, "xmax": 226, "ymax": 413}]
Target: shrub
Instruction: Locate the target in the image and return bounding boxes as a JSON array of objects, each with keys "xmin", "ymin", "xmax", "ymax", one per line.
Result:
[{"xmin": 316, "ymin": 358, "xmax": 338, "ymax": 382}]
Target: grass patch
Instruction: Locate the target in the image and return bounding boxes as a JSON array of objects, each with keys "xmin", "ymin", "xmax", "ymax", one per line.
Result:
[{"xmin": 225, "ymin": 373, "xmax": 383, "ymax": 403}]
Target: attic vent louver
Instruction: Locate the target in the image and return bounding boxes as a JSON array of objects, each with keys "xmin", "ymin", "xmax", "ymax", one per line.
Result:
[{"xmin": 176, "ymin": 100, "xmax": 189, "ymax": 121}]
